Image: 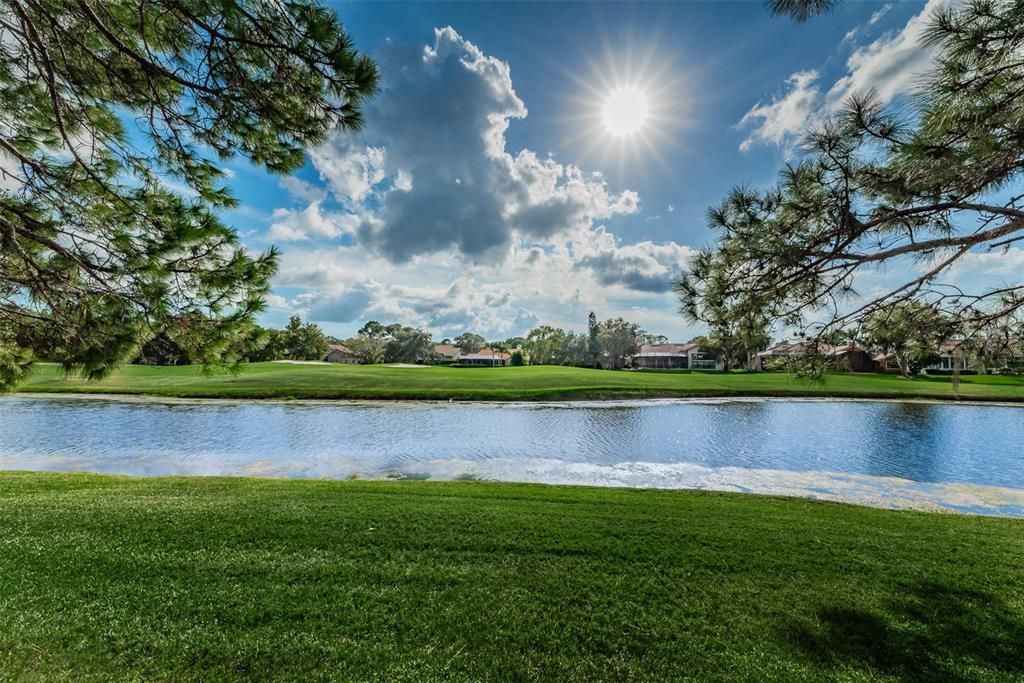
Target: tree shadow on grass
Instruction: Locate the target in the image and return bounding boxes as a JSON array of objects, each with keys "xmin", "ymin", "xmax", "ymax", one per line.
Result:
[{"xmin": 782, "ymin": 581, "xmax": 1024, "ymax": 681}]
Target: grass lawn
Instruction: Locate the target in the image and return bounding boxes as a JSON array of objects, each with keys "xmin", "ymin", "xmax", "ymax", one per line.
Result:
[
  {"xmin": 0, "ymin": 473, "xmax": 1022, "ymax": 681},
  {"xmin": 18, "ymin": 361, "xmax": 1024, "ymax": 402}
]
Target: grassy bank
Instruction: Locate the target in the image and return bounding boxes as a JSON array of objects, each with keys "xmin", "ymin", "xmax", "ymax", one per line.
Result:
[
  {"xmin": 1, "ymin": 473, "xmax": 1022, "ymax": 681},
  {"xmin": 16, "ymin": 361, "xmax": 1024, "ymax": 402}
]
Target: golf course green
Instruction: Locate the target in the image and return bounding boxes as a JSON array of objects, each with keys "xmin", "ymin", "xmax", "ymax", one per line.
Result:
[
  {"xmin": 17, "ymin": 361, "xmax": 1024, "ymax": 402},
  {"xmin": 1, "ymin": 473, "xmax": 1022, "ymax": 681}
]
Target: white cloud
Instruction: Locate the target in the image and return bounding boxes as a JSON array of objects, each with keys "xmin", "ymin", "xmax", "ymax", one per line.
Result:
[
  {"xmin": 738, "ymin": 70, "xmax": 821, "ymax": 152},
  {"xmin": 309, "ymin": 144, "xmax": 387, "ymax": 208},
  {"xmin": 307, "ymin": 26, "xmax": 639, "ymax": 263},
  {"xmin": 263, "ymin": 293, "xmax": 290, "ymax": 311},
  {"xmin": 842, "ymin": 3, "xmax": 893, "ymax": 44},
  {"xmin": 869, "ymin": 4, "xmax": 894, "ymax": 25},
  {"xmin": 944, "ymin": 248, "xmax": 1024, "ymax": 278},
  {"xmin": 279, "ymin": 176, "xmax": 327, "ymax": 203},
  {"xmin": 575, "ymin": 238, "xmax": 697, "ymax": 293},
  {"xmin": 826, "ymin": 0, "xmax": 947, "ymax": 110},
  {"xmin": 267, "ymin": 202, "xmax": 360, "ymax": 242},
  {"xmin": 739, "ymin": 0, "xmax": 950, "ymax": 151},
  {"xmin": 273, "ymin": 228, "xmax": 695, "ymax": 340}
]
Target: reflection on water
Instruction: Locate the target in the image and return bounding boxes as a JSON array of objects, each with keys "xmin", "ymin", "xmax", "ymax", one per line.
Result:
[
  {"xmin": 2, "ymin": 396, "xmax": 1023, "ymax": 515},
  {"xmin": 863, "ymin": 403, "xmax": 943, "ymax": 482}
]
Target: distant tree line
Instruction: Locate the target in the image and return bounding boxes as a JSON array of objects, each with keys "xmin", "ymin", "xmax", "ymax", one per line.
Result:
[
  {"xmin": 516, "ymin": 313, "xmax": 667, "ymax": 370},
  {"xmin": 335, "ymin": 312, "xmax": 671, "ymax": 369}
]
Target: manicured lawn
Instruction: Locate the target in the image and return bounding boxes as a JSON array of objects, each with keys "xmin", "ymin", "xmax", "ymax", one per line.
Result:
[
  {"xmin": 17, "ymin": 361, "xmax": 1024, "ymax": 402},
  {"xmin": 0, "ymin": 473, "xmax": 1021, "ymax": 681}
]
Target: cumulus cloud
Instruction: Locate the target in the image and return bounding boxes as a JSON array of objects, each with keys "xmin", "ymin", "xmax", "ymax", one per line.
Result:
[
  {"xmin": 267, "ymin": 203, "xmax": 360, "ymax": 242},
  {"xmin": 289, "ymin": 260, "xmax": 544, "ymax": 337},
  {"xmin": 306, "ymin": 27, "xmax": 639, "ymax": 262},
  {"xmin": 739, "ymin": 0, "xmax": 948, "ymax": 151},
  {"xmin": 309, "ymin": 144, "xmax": 388, "ymax": 208},
  {"xmin": 576, "ymin": 240, "xmax": 697, "ymax": 293}
]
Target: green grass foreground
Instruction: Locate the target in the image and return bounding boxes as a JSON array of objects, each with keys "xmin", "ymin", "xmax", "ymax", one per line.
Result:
[
  {"xmin": 1, "ymin": 474, "xmax": 1022, "ymax": 681},
  {"xmin": 18, "ymin": 361, "xmax": 1024, "ymax": 402}
]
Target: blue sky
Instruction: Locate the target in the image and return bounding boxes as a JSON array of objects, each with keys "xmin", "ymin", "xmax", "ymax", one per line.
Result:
[{"xmin": 218, "ymin": 0, "xmax": 1011, "ymax": 342}]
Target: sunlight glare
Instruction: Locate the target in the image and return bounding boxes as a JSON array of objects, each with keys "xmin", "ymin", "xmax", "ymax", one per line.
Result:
[{"xmin": 602, "ymin": 87, "xmax": 649, "ymax": 136}]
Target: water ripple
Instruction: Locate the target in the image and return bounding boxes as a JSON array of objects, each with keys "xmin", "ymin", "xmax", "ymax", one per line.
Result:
[{"xmin": 2, "ymin": 396, "xmax": 1023, "ymax": 516}]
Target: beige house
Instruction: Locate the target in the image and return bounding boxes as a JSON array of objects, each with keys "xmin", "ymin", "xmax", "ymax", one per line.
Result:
[
  {"xmin": 324, "ymin": 344, "xmax": 362, "ymax": 364},
  {"xmin": 433, "ymin": 344, "xmax": 463, "ymax": 363},
  {"xmin": 756, "ymin": 341, "xmax": 876, "ymax": 372}
]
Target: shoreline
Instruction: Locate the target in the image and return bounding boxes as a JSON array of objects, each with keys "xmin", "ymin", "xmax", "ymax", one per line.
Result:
[
  {"xmin": 2, "ymin": 467, "xmax": 1023, "ymax": 519},
  {"xmin": 9, "ymin": 389, "xmax": 1024, "ymax": 408}
]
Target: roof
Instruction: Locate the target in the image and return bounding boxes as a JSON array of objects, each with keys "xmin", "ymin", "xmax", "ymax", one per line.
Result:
[
  {"xmin": 757, "ymin": 342, "xmax": 815, "ymax": 357},
  {"xmin": 829, "ymin": 342, "xmax": 871, "ymax": 357},
  {"xmin": 326, "ymin": 344, "xmax": 356, "ymax": 355},
  {"xmin": 757, "ymin": 341, "xmax": 844, "ymax": 357},
  {"xmin": 635, "ymin": 343, "xmax": 699, "ymax": 356},
  {"xmin": 433, "ymin": 344, "xmax": 462, "ymax": 357},
  {"xmin": 936, "ymin": 338, "xmax": 1024, "ymax": 357},
  {"xmin": 935, "ymin": 340, "xmax": 962, "ymax": 356}
]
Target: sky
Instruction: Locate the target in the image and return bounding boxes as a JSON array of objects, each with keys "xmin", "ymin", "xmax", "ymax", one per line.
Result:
[{"xmin": 217, "ymin": 0, "xmax": 1019, "ymax": 342}]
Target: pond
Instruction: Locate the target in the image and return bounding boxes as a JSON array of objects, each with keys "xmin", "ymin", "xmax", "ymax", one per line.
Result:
[{"xmin": 2, "ymin": 395, "xmax": 1023, "ymax": 516}]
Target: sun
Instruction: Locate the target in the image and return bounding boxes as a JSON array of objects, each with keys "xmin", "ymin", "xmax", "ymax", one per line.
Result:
[
  {"xmin": 602, "ymin": 86, "xmax": 649, "ymax": 136},
  {"xmin": 556, "ymin": 35, "xmax": 697, "ymax": 174}
]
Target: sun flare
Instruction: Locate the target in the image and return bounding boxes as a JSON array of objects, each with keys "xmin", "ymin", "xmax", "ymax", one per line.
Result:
[
  {"xmin": 559, "ymin": 37, "xmax": 696, "ymax": 174},
  {"xmin": 602, "ymin": 86, "xmax": 649, "ymax": 136}
]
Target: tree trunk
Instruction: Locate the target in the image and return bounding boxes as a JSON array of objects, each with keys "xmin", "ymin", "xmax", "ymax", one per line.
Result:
[{"xmin": 895, "ymin": 352, "xmax": 913, "ymax": 378}]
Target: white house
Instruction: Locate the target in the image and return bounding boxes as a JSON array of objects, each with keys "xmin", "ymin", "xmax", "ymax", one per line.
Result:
[{"xmin": 458, "ymin": 349, "xmax": 511, "ymax": 366}]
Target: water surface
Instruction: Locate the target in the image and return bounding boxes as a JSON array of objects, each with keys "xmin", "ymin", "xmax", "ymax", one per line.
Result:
[{"xmin": 3, "ymin": 396, "xmax": 1022, "ymax": 516}]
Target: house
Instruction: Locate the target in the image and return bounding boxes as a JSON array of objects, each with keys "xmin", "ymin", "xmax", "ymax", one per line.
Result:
[
  {"xmin": 754, "ymin": 342, "xmax": 829, "ymax": 370},
  {"xmin": 872, "ymin": 352, "xmax": 901, "ymax": 373},
  {"xmin": 633, "ymin": 343, "xmax": 724, "ymax": 370},
  {"xmin": 924, "ymin": 339, "xmax": 1023, "ymax": 373},
  {"xmin": 924, "ymin": 340, "xmax": 971, "ymax": 372},
  {"xmin": 433, "ymin": 344, "xmax": 463, "ymax": 363},
  {"xmin": 757, "ymin": 337, "xmax": 1024, "ymax": 374},
  {"xmin": 829, "ymin": 342, "xmax": 878, "ymax": 373},
  {"xmin": 324, "ymin": 343, "xmax": 362, "ymax": 364},
  {"xmin": 458, "ymin": 348, "xmax": 511, "ymax": 366},
  {"xmin": 754, "ymin": 341, "xmax": 876, "ymax": 371}
]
